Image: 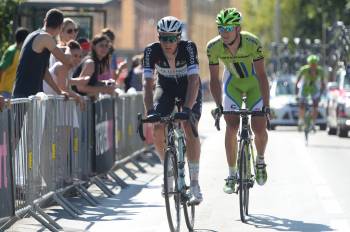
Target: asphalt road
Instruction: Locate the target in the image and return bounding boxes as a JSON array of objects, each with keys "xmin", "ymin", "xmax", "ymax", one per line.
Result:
[{"xmin": 7, "ymin": 102, "xmax": 350, "ymax": 232}]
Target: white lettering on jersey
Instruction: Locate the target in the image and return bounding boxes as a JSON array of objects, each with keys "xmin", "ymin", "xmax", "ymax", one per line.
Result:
[{"xmin": 155, "ymin": 64, "xmax": 187, "ymax": 78}]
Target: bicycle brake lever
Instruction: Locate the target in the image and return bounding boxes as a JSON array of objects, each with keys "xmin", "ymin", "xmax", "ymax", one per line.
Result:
[{"xmin": 137, "ymin": 113, "xmax": 146, "ymax": 141}]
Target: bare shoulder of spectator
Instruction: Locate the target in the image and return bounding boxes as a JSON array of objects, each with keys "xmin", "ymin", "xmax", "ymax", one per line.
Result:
[{"xmin": 34, "ymin": 32, "xmax": 57, "ymax": 52}]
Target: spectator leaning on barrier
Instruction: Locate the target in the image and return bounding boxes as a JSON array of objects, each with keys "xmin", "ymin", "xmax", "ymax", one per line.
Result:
[
  {"xmin": 77, "ymin": 37, "xmax": 91, "ymax": 58},
  {"xmin": 0, "ymin": 27, "xmax": 29, "ymax": 99},
  {"xmin": 43, "ymin": 40, "xmax": 87, "ymax": 107},
  {"xmin": 124, "ymin": 54, "xmax": 143, "ymax": 92},
  {"xmin": 72, "ymin": 34, "xmax": 118, "ymax": 96},
  {"xmin": 0, "ymin": 95, "xmax": 4, "ymax": 111},
  {"xmin": 101, "ymin": 28, "xmax": 127, "ymax": 82},
  {"xmin": 12, "ymin": 8, "xmax": 71, "ymax": 98},
  {"xmin": 49, "ymin": 18, "xmax": 79, "ymax": 68}
]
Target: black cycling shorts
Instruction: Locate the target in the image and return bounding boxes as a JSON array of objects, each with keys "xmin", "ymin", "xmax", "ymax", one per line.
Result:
[{"xmin": 153, "ymin": 78, "xmax": 202, "ymax": 120}]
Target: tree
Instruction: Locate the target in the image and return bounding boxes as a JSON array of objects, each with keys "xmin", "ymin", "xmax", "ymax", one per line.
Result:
[
  {"xmin": 0, "ymin": 0, "xmax": 21, "ymax": 56},
  {"xmin": 241, "ymin": 0, "xmax": 350, "ymax": 43}
]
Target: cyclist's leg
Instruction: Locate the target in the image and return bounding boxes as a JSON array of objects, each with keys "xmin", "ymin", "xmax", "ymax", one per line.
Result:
[
  {"xmin": 311, "ymin": 89, "xmax": 321, "ymax": 125},
  {"xmin": 153, "ymin": 84, "xmax": 175, "ymax": 161},
  {"xmin": 222, "ymin": 71, "xmax": 242, "ymax": 193},
  {"xmin": 181, "ymin": 84, "xmax": 202, "ymax": 172},
  {"xmin": 246, "ymin": 80, "xmax": 267, "ymax": 160},
  {"xmin": 179, "ymin": 81, "xmax": 203, "ymax": 203},
  {"xmin": 246, "ymin": 81, "xmax": 268, "ymax": 185},
  {"xmin": 298, "ymin": 85, "xmax": 307, "ymax": 127}
]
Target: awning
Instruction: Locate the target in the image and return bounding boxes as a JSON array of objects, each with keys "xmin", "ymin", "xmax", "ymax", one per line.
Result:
[{"xmin": 22, "ymin": 0, "xmax": 114, "ymax": 8}]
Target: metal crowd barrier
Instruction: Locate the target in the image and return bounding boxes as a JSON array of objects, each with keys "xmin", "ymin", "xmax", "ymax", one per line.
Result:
[{"xmin": 0, "ymin": 92, "xmax": 155, "ymax": 231}]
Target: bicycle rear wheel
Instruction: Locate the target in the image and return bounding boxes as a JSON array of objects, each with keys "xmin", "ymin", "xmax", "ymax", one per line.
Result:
[
  {"xmin": 164, "ymin": 149, "xmax": 180, "ymax": 232},
  {"xmin": 183, "ymin": 196, "xmax": 195, "ymax": 231},
  {"xmin": 239, "ymin": 141, "xmax": 249, "ymax": 222},
  {"xmin": 304, "ymin": 111, "xmax": 311, "ymax": 145},
  {"xmin": 183, "ymin": 161, "xmax": 195, "ymax": 231}
]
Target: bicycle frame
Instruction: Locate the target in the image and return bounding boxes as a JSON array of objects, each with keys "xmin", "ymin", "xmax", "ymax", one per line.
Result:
[
  {"xmin": 165, "ymin": 119, "xmax": 187, "ymax": 195},
  {"xmin": 237, "ymin": 111, "xmax": 256, "ymax": 189}
]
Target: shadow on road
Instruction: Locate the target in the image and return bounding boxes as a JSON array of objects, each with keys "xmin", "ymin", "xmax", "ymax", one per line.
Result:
[
  {"xmin": 307, "ymin": 143, "xmax": 350, "ymax": 150},
  {"xmin": 246, "ymin": 214, "xmax": 333, "ymax": 231},
  {"xmin": 194, "ymin": 229, "xmax": 219, "ymax": 232}
]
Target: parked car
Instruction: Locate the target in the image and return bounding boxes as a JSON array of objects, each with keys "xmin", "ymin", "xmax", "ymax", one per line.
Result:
[
  {"xmin": 269, "ymin": 74, "xmax": 327, "ymax": 130},
  {"xmin": 326, "ymin": 66, "xmax": 350, "ymax": 137}
]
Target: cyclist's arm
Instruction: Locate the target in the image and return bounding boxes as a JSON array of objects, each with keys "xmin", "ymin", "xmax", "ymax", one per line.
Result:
[
  {"xmin": 184, "ymin": 74, "xmax": 200, "ymax": 108},
  {"xmin": 254, "ymin": 59, "xmax": 270, "ymax": 107},
  {"xmin": 209, "ymin": 64, "xmax": 222, "ymax": 106},
  {"xmin": 144, "ymin": 78, "xmax": 154, "ymax": 113},
  {"xmin": 184, "ymin": 41, "xmax": 200, "ymax": 109},
  {"xmin": 143, "ymin": 45, "xmax": 156, "ymax": 113}
]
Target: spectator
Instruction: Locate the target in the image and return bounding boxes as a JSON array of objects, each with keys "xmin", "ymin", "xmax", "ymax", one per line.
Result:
[
  {"xmin": 101, "ymin": 28, "xmax": 127, "ymax": 81},
  {"xmin": 12, "ymin": 8, "xmax": 71, "ymax": 98},
  {"xmin": 49, "ymin": 18, "xmax": 78, "ymax": 68},
  {"xmin": 0, "ymin": 95, "xmax": 4, "ymax": 111},
  {"xmin": 72, "ymin": 34, "xmax": 117, "ymax": 96},
  {"xmin": 44, "ymin": 40, "xmax": 87, "ymax": 107},
  {"xmin": 0, "ymin": 27, "xmax": 29, "ymax": 98},
  {"xmin": 77, "ymin": 37, "xmax": 91, "ymax": 58},
  {"xmin": 124, "ymin": 54, "xmax": 143, "ymax": 92}
]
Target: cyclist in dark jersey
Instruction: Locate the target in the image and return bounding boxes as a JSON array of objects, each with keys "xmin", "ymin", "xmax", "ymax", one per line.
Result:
[
  {"xmin": 143, "ymin": 16, "xmax": 203, "ymax": 204},
  {"xmin": 13, "ymin": 9, "xmax": 71, "ymax": 98}
]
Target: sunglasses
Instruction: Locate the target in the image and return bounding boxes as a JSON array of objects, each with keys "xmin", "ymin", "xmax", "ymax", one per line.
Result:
[
  {"xmin": 218, "ymin": 25, "xmax": 235, "ymax": 33},
  {"xmin": 97, "ymin": 43, "xmax": 109, "ymax": 48},
  {"xmin": 159, "ymin": 35, "xmax": 178, "ymax": 43},
  {"xmin": 66, "ymin": 28, "xmax": 79, "ymax": 34}
]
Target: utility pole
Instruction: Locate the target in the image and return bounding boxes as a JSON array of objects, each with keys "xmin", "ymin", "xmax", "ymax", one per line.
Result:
[{"xmin": 274, "ymin": 0, "xmax": 281, "ymax": 43}]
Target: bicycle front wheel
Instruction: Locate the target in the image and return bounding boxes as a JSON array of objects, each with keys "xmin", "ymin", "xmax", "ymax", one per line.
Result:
[
  {"xmin": 164, "ymin": 149, "xmax": 181, "ymax": 232},
  {"xmin": 238, "ymin": 141, "xmax": 249, "ymax": 223}
]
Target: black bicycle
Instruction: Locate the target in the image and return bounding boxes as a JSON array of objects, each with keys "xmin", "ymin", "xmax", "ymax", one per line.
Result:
[
  {"xmin": 138, "ymin": 104, "xmax": 198, "ymax": 232},
  {"xmin": 212, "ymin": 102, "xmax": 268, "ymax": 222}
]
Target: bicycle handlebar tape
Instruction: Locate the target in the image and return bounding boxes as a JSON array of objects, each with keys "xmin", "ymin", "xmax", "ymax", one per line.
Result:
[{"xmin": 137, "ymin": 113, "xmax": 146, "ymax": 141}]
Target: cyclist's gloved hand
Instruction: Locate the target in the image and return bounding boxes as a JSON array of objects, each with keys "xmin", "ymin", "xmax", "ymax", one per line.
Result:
[
  {"xmin": 262, "ymin": 106, "xmax": 270, "ymax": 115},
  {"xmin": 147, "ymin": 108, "xmax": 158, "ymax": 116},
  {"xmin": 182, "ymin": 106, "xmax": 197, "ymax": 124},
  {"xmin": 212, "ymin": 104, "xmax": 223, "ymax": 118}
]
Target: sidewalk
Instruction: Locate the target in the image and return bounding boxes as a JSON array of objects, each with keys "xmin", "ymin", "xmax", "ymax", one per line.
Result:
[{"xmin": 6, "ymin": 155, "xmax": 170, "ymax": 232}]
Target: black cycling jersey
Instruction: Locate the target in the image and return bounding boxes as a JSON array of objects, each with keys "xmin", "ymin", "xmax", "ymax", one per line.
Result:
[
  {"xmin": 143, "ymin": 40, "xmax": 202, "ymax": 118},
  {"xmin": 143, "ymin": 40, "xmax": 200, "ymax": 82}
]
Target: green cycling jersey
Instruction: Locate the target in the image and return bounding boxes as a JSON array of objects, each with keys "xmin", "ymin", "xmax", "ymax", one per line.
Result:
[
  {"xmin": 297, "ymin": 64, "xmax": 324, "ymax": 96},
  {"xmin": 206, "ymin": 31, "xmax": 264, "ymax": 111}
]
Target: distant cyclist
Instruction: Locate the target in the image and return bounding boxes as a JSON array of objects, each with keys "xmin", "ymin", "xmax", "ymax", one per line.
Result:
[
  {"xmin": 143, "ymin": 16, "xmax": 203, "ymax": 204},
  {"xmin": 295, "ymin": 54, "xmax": 325, "ymax": 131},
  {"xmin": 207, "ymin": 8, "xmax": 270, "ymax": 194}
]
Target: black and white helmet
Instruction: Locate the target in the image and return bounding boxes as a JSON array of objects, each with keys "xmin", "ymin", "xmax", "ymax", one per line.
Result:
[{"xmin": 157, "ymin": 16, "xmax": 182, "ymax": 34}]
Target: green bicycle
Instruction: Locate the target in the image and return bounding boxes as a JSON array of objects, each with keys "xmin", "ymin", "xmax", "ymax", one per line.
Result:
[
  {"xmin": 138, "ymin": 104, "xmax": 198, "ymax": 232},
  {"xmin": 212, "ymin": 101, "xmax": 268, "ymax": 222}
]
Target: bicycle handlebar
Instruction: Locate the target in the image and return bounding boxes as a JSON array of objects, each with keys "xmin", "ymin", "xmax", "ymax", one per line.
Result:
[
  {"xmin": 137, "ymin": 112, "xmax": 198, "ymax": 141},
  {"xmin": 211, "ymin": 109, "xmax": 271, "ymax": 130}
]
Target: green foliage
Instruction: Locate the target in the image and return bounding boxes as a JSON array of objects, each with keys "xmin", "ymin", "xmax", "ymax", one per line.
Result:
[
  {"xmin": 0, "ymin": 0, "xmax": 21, "ymax": 56},
  {"xmin": 241, "ymin": 0, "xmax": 350, "ymax": 44}
]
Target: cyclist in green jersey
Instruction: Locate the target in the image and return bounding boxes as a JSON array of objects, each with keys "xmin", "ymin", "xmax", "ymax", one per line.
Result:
[
  {"xmin": 295, "ymin": 54, "xmax": 325, "ymax": 131},
  {"xmin": 207, "ymin": 8, "xmax": 270, "ymax": 194}
]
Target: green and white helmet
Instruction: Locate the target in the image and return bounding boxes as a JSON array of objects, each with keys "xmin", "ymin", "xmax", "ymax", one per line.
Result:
[
  {"xmin": 216, "ymin": 8, "xmax": 242, "ymax": 26},
  {"xmin": 307, "ymin": 54, "xmax": 319, "ymax": 64}
]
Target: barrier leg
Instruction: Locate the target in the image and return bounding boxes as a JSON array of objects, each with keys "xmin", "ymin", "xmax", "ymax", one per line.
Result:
[
  {"xmin": 137, "ymin": 154, "xmax": 156, "ymax": 167},
  {"xmin": 130, "ymin": 158, "xmax": 147, "ymax": 173},
  {"xmin": 33, "ymin": 205, "xmax": 62, "ymax": 230},
  {"xmin": 28, "ymin": 209, "xmax": 63, "ymax": 232},
  {"xmin": 75, "ymin": 184, "xmax": 99, "ymax": 206},
  {"xmin": 108, "ymin": 171, "xmax": 128, "ymax": 188},
  {"xmin": 92, "ymin": 176, "xmax": 115, "ymax": 197},
  {"xmin": 52, "ymin": 194, "xmax": 79, "ymax": 218},
  {"xmin": 56, "ymin": 193, "xmax": 83, "ymax": 215},
  {"xmin": 120, "ymin": 166, "xmax": 137, "ymax": 180}
]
